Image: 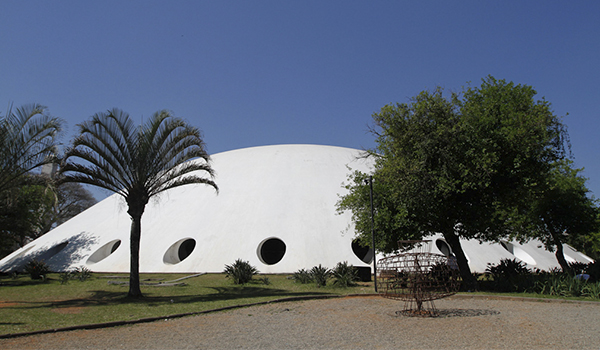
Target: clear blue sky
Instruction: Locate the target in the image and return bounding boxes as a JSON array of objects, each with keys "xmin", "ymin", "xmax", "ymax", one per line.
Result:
[{"xmin": 1, "ymin": 1, "xmax": 599, "ymax": 200}]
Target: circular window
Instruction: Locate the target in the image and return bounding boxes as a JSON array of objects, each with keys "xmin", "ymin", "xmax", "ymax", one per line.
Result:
[
  {"xmin": 87, "ymin": 240, "xmax": 122, "ymax": 265},
  {"xmin": 352, "ymin": 239, "xmax": 373, "ymax": 264},
  {"xmin": 257, "ymin": 238, "xmax": 286, "ymax": 265},
  {"xmin": 4, "ymin": 245, "xmax": 35, "ymax": 264},
  {"xmin": 178, "ymin": 239, "xmax": 196, "ymax": 262},
  {"xmin": 2, "ymin": 245, "xmax": 36, "ymax": 272},
  {"xmin": 565, "ymin": 244, "xmax": 593, "ymax": 263},
  {"xmin": 500, "ymin": 241, "xmax": 536, "ymax": 266},
  {"xmin": 36, "ymin": 241, "xmax": 69, "ymax": 262},
  {"xmin": 435, "ymin": 239, "xmax": 452, "ymax": 257},
  {"xmin": 164, "ymin": 238, "xmax": 196, "ymax": 265}
]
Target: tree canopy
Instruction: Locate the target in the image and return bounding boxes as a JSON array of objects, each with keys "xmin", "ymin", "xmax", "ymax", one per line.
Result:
[
  {"xmin": 0, "ymin": 103, "xmax": 63, "ymax": 257},
  {"xmin": 37, "ymin": 182, "xmax": 97, "ymax": 236},
  {"xmin": 338, "ymin": 76, "xmax": 571, "ymax": 290},
  {"xmin": 0, "ymin": 103, "xmax": 62, "ymax": 194},
  {"xmin": 0, "ymin": 176, "xmax": 96, "ymax": 259},
  {"xmin": 0, "ymin": 182, "xmax": 55, "ymax": 254},
  {"xmin": 60, "ymin": 108, "xmax": 217, "ymax": 297},
  {"xmin": 524, "ymin": 160, "xmax": 599, "ymax": 273}
]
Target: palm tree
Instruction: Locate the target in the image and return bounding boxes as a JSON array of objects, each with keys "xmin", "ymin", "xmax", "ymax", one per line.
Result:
[
  {"xmin": 0, "ymin": 103, "xmax": 62, "ymax": 194},
  {"xmin": 60, "ymin": 108, "xmax": 218, "ymax": 297}
]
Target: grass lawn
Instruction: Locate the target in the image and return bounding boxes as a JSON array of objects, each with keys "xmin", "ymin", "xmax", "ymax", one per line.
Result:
[
  {"xmin": 2, "ymin": 272, "xmax": 598, "ymax": 337},
  {"xmin": 0, "ymin": 273, "xmax": 375, "ymax": 336}
]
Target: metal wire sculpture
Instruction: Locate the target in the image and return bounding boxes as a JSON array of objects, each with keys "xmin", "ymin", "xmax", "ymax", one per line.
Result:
[{"xmin": 377, "ymin": 240, "xmax": 461, "ymax": 317}]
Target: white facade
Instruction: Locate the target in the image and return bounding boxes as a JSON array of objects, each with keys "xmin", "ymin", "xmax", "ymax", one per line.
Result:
[{"xmin": 0, "ymin": 144, "xmax": 593, "ymax": 274}]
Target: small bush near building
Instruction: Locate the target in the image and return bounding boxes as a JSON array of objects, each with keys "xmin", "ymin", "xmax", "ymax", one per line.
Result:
[
  {"xmin": 24, "ymin": 260, "xmax": 50, "ymax": 280},
  {"xmin": 59, "ymin": 271, "xmax": 71, "ymax": 284},
  {"xmin": 484, "ymin": 258, "xmax": 531, "ymax": 292},
  {"xmin": 292, "ymin": 268, "xmax": 313, "ymax": 284},
  {"xmin": 224, "ymin": 259, "xmax": 259, "ymax": 284},
  {"xmin": 310, "ymin": 264, "xmax": 330, "ymax": 287},
  {"xmin": 481, "ymin": 259, "xmax": 600, "ymax": 298},
  {"xmin": 258, "ymin": 276, "xmax": 271, "ymax": 285},
  {"xmin": 332, "ymin": 261, "xmax": 358, "ymax": 288},
  {"xmin": 60, "ymin": 266, "xmax": 93, "ymax": 284}
]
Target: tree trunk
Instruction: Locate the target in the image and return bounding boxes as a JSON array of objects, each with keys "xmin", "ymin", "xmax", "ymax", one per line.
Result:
[
  {"xmin": 555, "ymin": 244, "xmax": 571, "ymax": 274},
  {"xmin": 443, "ymin": 230, "xmax": 478, "ymax": 291},
  {"xmin": 126, "ymin": 191, "xmax": 149, "ymax": 298},
  {"xmin": 549, "ymin": 226, "xmax": 571, "ymax": 274},
  {"xmin": 128, "ymin": 213, "xmax": 143, "ymax": 298}
]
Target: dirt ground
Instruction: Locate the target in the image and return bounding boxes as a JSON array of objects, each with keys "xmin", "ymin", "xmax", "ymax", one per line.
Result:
[{"xmin": 1, "ymin": 295, "xmax": 599, "ymax": 349}]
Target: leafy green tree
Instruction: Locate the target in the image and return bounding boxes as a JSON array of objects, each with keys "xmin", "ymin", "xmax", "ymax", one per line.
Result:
[
  {"xmin": 37, "ymin": 182, "xmax": 97, "ymax": 235},
  {"xmin": 60, "ymin": 109, "xmax": 217, "ymax": 297},
  {"xmin": 0, "ymin": 177, "xmax": 96, "ymax": 259},
  {"xmin": 569, "ymin": 228, "xmax": 600, "ymax": 262},
  {"xmin": 524, "ymin": 160, "xmax": 600, "ymax": 273},
  {"xmin": 338, "ymin": 77, "xmax": 568, "ymax": 290},
  {"xmin": 0, "ymin": 103, "xmax": 61, "ymax": 255},
  {"xmin": 0, "ymin": 103, "xmax": 62, "ymax": 194},
  {"xmin": 0, "ymin": 182, "xmax": 56, "ymax": 256}
]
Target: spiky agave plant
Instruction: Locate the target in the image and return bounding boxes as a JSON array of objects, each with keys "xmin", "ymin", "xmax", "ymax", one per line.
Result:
[
  {"xmin": 331, "ymin": 261, "xmax": 358, "ymax": 287},
  {"xmin": 224, "ymin": 259, "xmax": 259, "ymax": 284},
  {"xmin": 292, "ymin": 268, "xmax": 313, "ymax": 284},
  {"xmin": 311, "ymin": 264, "xmax": 330, "ymax": 287}
]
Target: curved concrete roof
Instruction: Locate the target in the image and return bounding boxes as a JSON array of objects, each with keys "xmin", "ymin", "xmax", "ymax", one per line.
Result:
[
  {"xmin": 1, "ymin": 145, "xmax": 375, "ymax": 273},
  {"xmin": 0, "ymin": 144, "xmax": 592, "ymax": 274}
]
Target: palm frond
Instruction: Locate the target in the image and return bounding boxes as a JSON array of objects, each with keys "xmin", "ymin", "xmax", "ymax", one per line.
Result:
[
  {"xmin": 60, "ymin": 108, "xmax": 216, "ymax": 201},
  {"xmin": 74, "ymin": 118, "xmax": 133, "ymax": 186},
  {"xmin": 0, "ymin": 103, "xmax": 62, "ymax": 193},
  {"xmin": 147, "ymin": 161, "xmax": 218, "ymax": 196}
]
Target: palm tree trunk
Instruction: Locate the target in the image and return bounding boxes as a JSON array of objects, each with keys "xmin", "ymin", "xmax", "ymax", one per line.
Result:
[
  {"xmin": 126, "ymin": 192, "xmax": 148, "ymax": 298},
  {"xmin": 443, "ymin": 230, "xmax": 478, "ymax": 291},
  {"xmin": 128, "ymin": 212, "xmax": 143, "ymax": 298}
]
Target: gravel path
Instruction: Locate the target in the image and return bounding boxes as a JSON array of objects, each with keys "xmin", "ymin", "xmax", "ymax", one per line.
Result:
[{"xmin": 1, "ymin": 295, "xmax": 599, "ymax": 349}]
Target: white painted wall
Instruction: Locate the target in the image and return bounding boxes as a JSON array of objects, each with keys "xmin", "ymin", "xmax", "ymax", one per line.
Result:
[{"xmin": 0, "ymin": 144, "xmax": 593, "ymax": 274}]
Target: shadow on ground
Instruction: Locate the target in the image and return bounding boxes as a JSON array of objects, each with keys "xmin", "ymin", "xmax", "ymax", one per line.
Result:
[{"xmin": 0, "ymin": 285, "xmax": 332, "ymax": 311}]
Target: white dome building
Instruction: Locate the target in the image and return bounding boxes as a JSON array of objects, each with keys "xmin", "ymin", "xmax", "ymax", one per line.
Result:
[{"xmin": 0, "ymin": 144, "xmax": 593, "ymax": 276}]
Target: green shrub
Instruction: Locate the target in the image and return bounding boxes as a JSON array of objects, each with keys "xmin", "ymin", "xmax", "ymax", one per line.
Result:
[
  {"xmin": 292, "ymin": 269, "xmax": 313, "ymax": 284},
  {"xmin": 224, "ymin": 259, "xmax": 259, "ymax": 284},
  {"xmin": 481, "ymin": 259, "xmax": 600, "ymax": 298},
  {"xmin": 310, "ymin": 264, "xmax": 330, "ymax": 287},
  {"xmin": 331, "ymin": 261, "xmax": 358, "ymax": 288},
  {"xmin": 545, "ymin": 273, "xmax": 582, "ymax": 297},
  {"xmin": 258, "ymin": 276, "xmax": 271, "ymax": 285},
  {"xmin": 59, "ymin": 271, "xmax": 72, "ymax": 284},
  {"xmin": 528, "ymin": 268, "xmax": 600, "ymax": 298},
  {"xmin": 486, "ymin": 258, "xmax": 530, "ymax": 278},
  {"xmin": 24, "ymin": 259, "xmax": 50, "ymax": 280},
  {"xmin": 580, "ymin": 280, "xmax": 600, "ymax": 299},
  {"xmin": 73, "ymin": 266, "xmax": 92, "ymax": 281},
  {"xmin": 485, "ymin": 258, "xmax": 531, "ymax": 292},
  {"xmin": 59, "ymin": 266, "xmax": 93, "ymax": 284}
]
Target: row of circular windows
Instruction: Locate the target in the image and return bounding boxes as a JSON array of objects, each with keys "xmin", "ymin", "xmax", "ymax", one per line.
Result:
[
  {"xmin": 14, "ymin": 237, "xmax": 373, "ymax": 269},
  {"xmin": 14, "ymin": 237, "xmax": 372, "ymax": 268},
  {"xmin": 19, "ymin": 237, "xmax": 571, "ymax": 269},
  {"xmin": 35, "ymin": 237, "xmax": 372, "ymax": 267},
  {"xmin": 85, "ymin": 237, "xmax": 292, "ymax": 266},
  {"xmin": 13, "ymin": 238, "xmax": 473, "ymax": 267}
]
